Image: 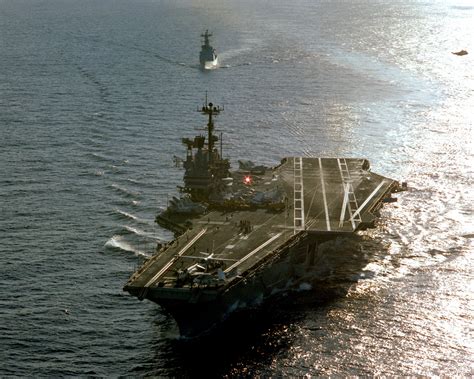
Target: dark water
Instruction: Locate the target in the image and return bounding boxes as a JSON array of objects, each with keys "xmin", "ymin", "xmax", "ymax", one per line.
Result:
[{"xmin": 1, "ymin": 0, "xmax": 473, "ymax": 376}]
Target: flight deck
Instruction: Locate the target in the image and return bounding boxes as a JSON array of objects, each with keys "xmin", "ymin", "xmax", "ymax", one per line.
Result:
[{"xmin": 125, "ymin": 156, "xmax": 398, "ymax": 293}]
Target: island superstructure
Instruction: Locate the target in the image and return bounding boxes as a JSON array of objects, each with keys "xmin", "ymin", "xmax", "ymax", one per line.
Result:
[{"xmin": 124, "ymin": 100, "xmax": 404, "ymax": 336}]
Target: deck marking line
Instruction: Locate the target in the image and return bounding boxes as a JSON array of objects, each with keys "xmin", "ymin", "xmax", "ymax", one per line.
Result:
[
  {"xmin": 224, "ymin": 232, "xmax": 283, "ymax": 273},
  {"xmin": 350, "ymin": 180, "xmax": 387, "ymax": 221},
  {"xmin": 293, "ymin": 157, "xmax": 305, "ymax": 233},
  {"xmin": 144, "ymin": 228, "xmax": 208, "ymax": 287},
  {"xmin": 339, "ymin": 182, "xmax": 349, "ymax": 227},
  {"xmin": 318, "ymin": 158, "xmax": 331, "ymax": 231}
]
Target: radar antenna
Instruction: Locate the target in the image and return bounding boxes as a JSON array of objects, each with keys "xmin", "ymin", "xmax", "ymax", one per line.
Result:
[{"xmin": 199, "ymin": 100, "xmax": 223, "ymax": 165}]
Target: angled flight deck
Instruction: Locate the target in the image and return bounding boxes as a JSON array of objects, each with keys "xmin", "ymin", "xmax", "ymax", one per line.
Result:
[{"xmin": 278, "ymin": 157, "xmax": 394, "ymax": 233}]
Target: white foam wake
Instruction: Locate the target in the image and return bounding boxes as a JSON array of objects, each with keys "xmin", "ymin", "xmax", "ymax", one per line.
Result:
[
  {"xmin": 116, "ymin": 209, "xmax": 138, "ymax": 220},
  {"xmin": 115, "ymin": 209, "xmax": 154, "ymax": 225},
  {"xmin": 123, "ymin": 225, "xmax": 163, "ymax": 241},
  {"xmin": 104, "ymin": 235, "xmax": 149, "ymax": 257},
  {"xmin": 111, "ymin": 183, "xmax": 140, "ymax": 197}
]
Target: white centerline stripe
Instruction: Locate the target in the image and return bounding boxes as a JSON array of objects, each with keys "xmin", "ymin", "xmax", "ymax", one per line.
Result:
[
  {"xmin": 318, "ymin": 158, "xmax": 331, "ymax": 231},
  {"xmin": 351, "ymin": 180, "xmax": 387, "ymax": 221},
  {"xmin": 339, "ymin": 182, "xmax": 349, "ymax": 228},
  {"xmin": 224, "ymin": 233, "xmax": 283, "ymax": 273},
  {"xmin": 144, "ymin": 228, "xmax": 208, "ymax": 288}
]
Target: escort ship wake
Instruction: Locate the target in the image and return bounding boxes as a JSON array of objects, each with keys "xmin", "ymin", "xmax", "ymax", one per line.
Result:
[
  {"xmin": 124, "ymin": 100, "xmax": 404, "ymax": 336},
  {"xmin": 199, "ymin": 30, "xmax": 218, "ymax": 70}
]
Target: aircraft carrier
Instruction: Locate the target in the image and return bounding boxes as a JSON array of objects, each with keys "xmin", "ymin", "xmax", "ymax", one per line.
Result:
[{"xmin": 124, "ymin": 100, "xmax": 404, "ymax": 336}]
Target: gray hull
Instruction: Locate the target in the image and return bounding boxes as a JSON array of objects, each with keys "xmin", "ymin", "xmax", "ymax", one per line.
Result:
[{"xmin": 136, "ymin": 234, "xmax": 340, "ymax": 337}]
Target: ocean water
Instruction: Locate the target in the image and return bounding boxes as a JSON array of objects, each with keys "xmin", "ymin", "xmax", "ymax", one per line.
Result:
[{"xmin": 1, "ymin": 0, "xmax": 473, "ymax": 376}]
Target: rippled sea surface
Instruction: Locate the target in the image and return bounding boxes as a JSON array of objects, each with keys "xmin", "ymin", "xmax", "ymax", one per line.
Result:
[{"xmin": 1, "ymin": 0, "xmax": 473, "ymax": 376}]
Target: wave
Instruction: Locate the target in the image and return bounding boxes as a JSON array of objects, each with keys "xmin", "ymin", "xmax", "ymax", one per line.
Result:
[
  {"xmin": 123, "ymin": 225, "xmax": 163, "ymax": 241},
  {"xmin": 126, "ymin": 178, "xmax": 141, "ymax": 184},
  {"xmin": 115, "ymin": 209, "xmax": 153, "ymax": 225},
  {"xmin": 111, "ymin": 183, "xmax": 141, "ymax": 198},
  {"xmin": 116, "ymin": 209, "xmax": 138, "ymax": 221},
  {"xmin": 87, "ymin": 152, "xmax": 112, "ymax": 162},
  {"xmin": 104, "ymin": 235, "xmax": 149, "ymax": 257}
]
